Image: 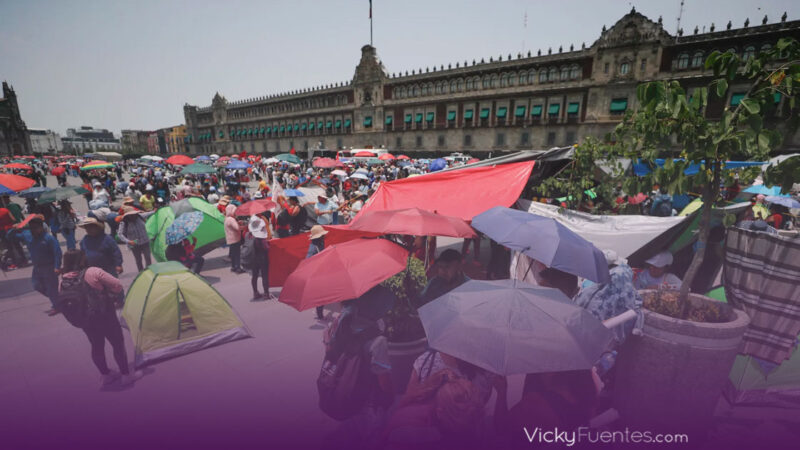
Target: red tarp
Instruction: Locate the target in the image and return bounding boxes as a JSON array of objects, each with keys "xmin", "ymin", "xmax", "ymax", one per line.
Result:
[
  {"xmin": 269, "ymin": 225, "xmax": 380, "ymax": 287},
  {"xmin": 356, "ymin": 160, "xmax": 536, "ymax": 221}
]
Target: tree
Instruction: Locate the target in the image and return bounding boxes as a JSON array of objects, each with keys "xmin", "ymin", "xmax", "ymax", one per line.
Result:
[{"xmin": 612, "ymin": 38, "xmax": 800, "ymax": 308}]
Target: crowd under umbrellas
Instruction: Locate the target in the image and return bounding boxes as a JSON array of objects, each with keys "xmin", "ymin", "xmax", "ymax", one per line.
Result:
[{"xmin": 2, "ymin": 148, "xmax": 799, "ymax": 448}]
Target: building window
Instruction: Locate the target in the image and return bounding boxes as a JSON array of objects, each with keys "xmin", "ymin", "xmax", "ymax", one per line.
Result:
[
  {"xmin": 743, "ymin": 46, "xmax": 756, "ymax": 60},
  {"xmin": 396, "ymin": 137, "xmax": 402, "ymax": 148},
  {"xmin": 464, "ymin": 134, "xmax": 472, "ymax": 147},
  {"xmin": 457, "ymin": 79, "xmax": 464, "ymax": 91},
  {"xmin": 450, "ymin": 81, "xmax": 457, "ymax": 93},
  {"xmin": 519, "ymin": 72, "xmax": 527, "ymax": 84},
  {"xmin": 437, "ymin": 135, "xmax": 445, "ymax": 147},
  {"xmin": 495, "ymin": 133, "xmax": 505, "ymax": 146},
  {"xmin": 677, "ymin": 53, "xmax": 689, "ymax": 69},
  {"xmin": 604, "ymin": 63, "xmax": 610, "ymax": 74},
  {"xmin": 482, "ymin": 77, "xmax": 490, "ymax": 89},
  {"xmin": 466, "ymin": 79, "xmax": 474, "ymax": 90},
  {"xmin": 520, "ymin": 132, "xmax": 530, "ymax": 146},
  {"xmin": 539, "ymin": 71, "xmax": 548, "ymax": 83},
  {"xmin": 500, "ymin": 74, "xmax": 508, "ymax": 87},
  {"xmin": 547, "ymin": 132, "xmax": 557, "ymax": 146},
  {"xmin": 761, "ymin": 43, "xmax": 772, "ymax": 53},
  {"xmin": 565, "ymin": 131, "xmax": 576, "ymax": 145},
  {"xmin": 691, "ymin": 51, "xmax": 704, "ymax": 68},
  {"xmin": 560, "ymin": 67, "xmax": 569, "ymax": 81},
  {"xmin": 569, "ymin": 65, "xmax": 580, "ymax": 79},
  {"xmin": 337, "ymin": 138, "xmax": 343, "ymax": 149},
  {"xmin": 619, "ymin": 62, "xmax": 630, "ymax": 75},
  {"xmin": 416, "ymin": 136, "xmax": 423, "ymax": 147},
  {"xmin": 548, "ymin": 68, "xmax": 558, "ymax": 82},
  {"xmin": 726, "ymin": 48, "xmax": 736, "ymax": 56},
  {"xmin": 640, "ymin": 58, "xmax": 647, "ymax": 72},
  {"xmin": 490, "ymin": 75, "xmax": 499, "ymax": 88}
]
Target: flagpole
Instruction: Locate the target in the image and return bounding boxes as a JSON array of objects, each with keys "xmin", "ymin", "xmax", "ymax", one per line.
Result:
[{"xmin": 370, "ymin": 0, "xmax": 373, "ymax": 46}]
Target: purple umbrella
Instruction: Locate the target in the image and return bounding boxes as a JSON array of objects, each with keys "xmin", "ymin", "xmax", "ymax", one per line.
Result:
[{"xmin": 472, "ymin": 206, "xmax": 610, "ymax": 283}]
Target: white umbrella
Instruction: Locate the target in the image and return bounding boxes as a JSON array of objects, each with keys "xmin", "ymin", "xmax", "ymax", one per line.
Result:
[
  {"xmin": 355, "ymin": 168, "xmax": 369, "ymax": 174},
  {"xmin": 349, "ymin": 173, "xmax": 369, "ymax": 180},
  {"xmin": 331, "ymin": 169, "xmax": 347, "ymax": 177},
  {"xmin": 149, "ymin": 155, "xmax": 164, "ymax": 161},
  {"xmin": 209, "ymin": 154, "xmax": 220, "ymax": 160},
  {"xmin": 264, "ymin": 157, "xmax": 279, "ymax": 164}
]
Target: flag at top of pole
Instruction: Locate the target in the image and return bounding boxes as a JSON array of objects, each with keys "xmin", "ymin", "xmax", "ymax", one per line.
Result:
[{"xmin": 369, "ymin": 0, "xmax": 372, "ymax": 18}]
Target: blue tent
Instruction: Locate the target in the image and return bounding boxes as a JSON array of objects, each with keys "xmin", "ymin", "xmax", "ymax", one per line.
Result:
[
  {"xmin": 429, "ymin": 158, "xmax": 447, "ymax": 172},
  {"xmin": 633, "ymin": 159, "xmax": 764, "ymax": 177}
]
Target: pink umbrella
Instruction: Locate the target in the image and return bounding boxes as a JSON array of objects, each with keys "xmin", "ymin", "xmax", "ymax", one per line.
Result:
[
  {"xmin": 354, "ymin": 151, "xmax": 375, "ymax": 157},
  {"xmin": 396, "ymin": 154, "xmax": 410, "ymax": 160},
  {"xmin": 235, "ymin": 199, "xmax": 277, "ymax": 216},
  {"xmin": 312, "ymin": 157, "xmax": 344, "ymax": 169},
  {"xmin": 348, "ymin": 208, "xmax": 477, "ymax": 238},
  {"xmin": 378, "ymin": 153, "xmax": 395, "ymax": 160},
  {"xmin": 278, "ymin": 238, "xmax": 408, "ymax": 311},
  {"xmin": 166, "ymin": 155, "xmax": 195, "ymax": 165}
]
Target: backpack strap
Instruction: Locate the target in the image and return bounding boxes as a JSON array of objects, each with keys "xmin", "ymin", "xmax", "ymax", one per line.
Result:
[{"xmin": 419, "ymin": 349, "xmax": 437, "ymax": 382}]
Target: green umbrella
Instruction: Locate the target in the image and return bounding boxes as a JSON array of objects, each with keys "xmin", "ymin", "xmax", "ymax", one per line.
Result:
[
  {"xmin": 181, "ymin": 163, "xmax": 217, "ymax": 175},
  {"xmin": 275, "ymin": 153, "xmax": 302, "ymax": 164},
  {"xmin": 37, "ymin": 185, "xmax": 89, "ymax": 203}
]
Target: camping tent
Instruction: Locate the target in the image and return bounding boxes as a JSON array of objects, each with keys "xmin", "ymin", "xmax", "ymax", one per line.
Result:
[
  {"xmin": 145, "ymin": 198, "xmax": 225, "ymax": 262},
  {"xmin": 726, "ymin": 344, "xmax": 800, "ymax": 407},
  {"xmin": 122, "ymin": 261, "xmax": 252, "ymax": 367}
]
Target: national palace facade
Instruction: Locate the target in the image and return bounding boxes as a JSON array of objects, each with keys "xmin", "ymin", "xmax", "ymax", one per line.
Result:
[{"xmin": 183, "ymin": 8, "xmax": 800, "ymax": 156}]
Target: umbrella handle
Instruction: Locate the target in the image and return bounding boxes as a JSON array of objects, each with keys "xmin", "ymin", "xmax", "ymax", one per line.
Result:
[{"xmin": 602, "ymin": 309, "xmax": 638, "ymax": 329}]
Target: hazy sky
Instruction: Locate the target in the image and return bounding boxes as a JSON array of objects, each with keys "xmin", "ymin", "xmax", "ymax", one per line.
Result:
[{"xmin": 2, "ymin": 0, "xmax": 796, "ymax": 135}]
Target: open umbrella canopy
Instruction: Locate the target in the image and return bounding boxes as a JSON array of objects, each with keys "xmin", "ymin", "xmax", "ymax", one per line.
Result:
[
  {"xmin": 194, "ymin": 155, "xmax": 211, "ymax": 161},
  {"xmin": 278, "ymin": 238, "xmax": 408, "ymax": 311},
  {"xmin": 331, "ymin": 169, "xmax": 348, "ymax": 177},
  {"xmin": 166, "ymin": 155, "xmax": 195, "ymax": 166},
  {"xmin": 181, "ymin": 163, "xmax": 217, "ymax": 175},
  {"xmin": 165, "ymin": 211, "xmax": 204, "ymax": 245},
  {"xmin": 81, "ymin": 160, "xmax": 114, "ymax": 171},
  {"xmin": 396, "ymin": 155, "xmax": 410, "ymax": 160},
  {"xmin": 36, "ymin": 185, "xmax": 88, "ymax": 203},
  {"xmin": 282, "ymin": 188, "xmax": 304, "ymax": 197},
  {"xmin": 354, "ymin": 151, "xmax": 375, "ymax": 157},
  {"xmin": 276, "ymin": 153, "xmax": 302, "ymax": 164},
  {"xmin": 429, "ymin": 158, "xmax": 448, "ymax": 172},
  {"xmin": 313, "ymin": 157, "xmax": 343, "ymax": 169},
  {"xmin": 4, "ymin": 163, "xmax": 32, "ymax": 170},
  {"xmin": 17, "ymin": 186, "xmax": 53, "ymax": 199},
  {"xmin": 419, "ymin": 279, "xmax": 614, "ymax": 375},
  {"xmin": 226, "ymin": 160, "xmax": 252, "ymax": 170},
  {"xmin": 378, "ymin": 153, "xmax": 395, "ymax": 160},
  {"xmin": 766, "ymin": 196, "xmax": 800, "ymax": 209},
  {"xmin": 235, "ymin": 199, "xmax": 278, "ymax": 216},
  {"xmin": 51, "ymin": 166, "xmax": 66, "ymax": 176},
  {"xmin": 743, "ymin": 184, "xmax": 790, "ymax": 197},
  {"xmin": 349, "ymin": 173, "xmax": 369, "ymax": 180},
  {"xmin": 348, "ymin": 208, "xmax": 476, "ymax": 238},
  {"xmin": 472, "ymin": 206, "xmax": 610, "ymax": 283}
]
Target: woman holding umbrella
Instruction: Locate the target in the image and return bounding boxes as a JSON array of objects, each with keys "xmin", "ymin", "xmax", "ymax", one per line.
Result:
[
  {"xmin": 245, "ymin": 215, "xmax": 272, "ymax": 301},
  {"xmin": 56, "ymin": 199, "xmax": 77, "ymax": 250},
  {"xmin": 117, "ymin": 206, "xmax": 152, "ymax": 272}
]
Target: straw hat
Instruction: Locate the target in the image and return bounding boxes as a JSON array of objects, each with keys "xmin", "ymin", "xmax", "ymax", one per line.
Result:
[
  {"xmin": 122, "ymin": 197, "xmax": 135, "ymax": 205},
  {"xmin": 248, "ymin": 216, "xmax": 269, "ymax": 239},
  {"xmin": 309, "ymin": 225, "xmax": 329, "ymax": 240},
  {"xmin": 78, "ymin": 217, "xmax": 105, "ymax": 229},
  {"xmin": 120, "ymin": 206, "xmax": 140, "ymax": 218}
]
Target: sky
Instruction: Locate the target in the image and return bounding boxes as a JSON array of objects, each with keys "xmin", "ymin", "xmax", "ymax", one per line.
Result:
[{"xmin": 1, "ymin": 0, "xmax": 797, "ymax": 136}]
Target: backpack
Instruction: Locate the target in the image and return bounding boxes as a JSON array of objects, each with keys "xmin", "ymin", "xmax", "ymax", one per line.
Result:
[
  {"xmin": 57, "ymin": 270, "xmax": 108, "ymax": 329},
  {"xmin": 653, "ymin": 195, "xmax": 673, "ymax": 217},
  {"xmin": 277, "ymin": 208, "xmax": 290, "ymax": 226},
  {"xmin": 240, "ymin": 234, "xmax": 257, "ymax": 269},
  {"xmin": 317, "ymin": 315, "xmax": 382, "ymax": 421}
]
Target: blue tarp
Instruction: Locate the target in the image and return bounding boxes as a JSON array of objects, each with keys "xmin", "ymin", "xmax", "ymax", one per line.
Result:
[{"xmin": 633, "ymin": 159, "xmax": 764, "ymax": 176}]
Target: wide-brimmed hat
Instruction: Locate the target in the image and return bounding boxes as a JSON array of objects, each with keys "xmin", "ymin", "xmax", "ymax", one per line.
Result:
[
  {"xmin": 254, "ymin": 191, "xmax": 264, "ymax": 199},
  {"xmin": 248, "ymin": 216, "xmax": 269, "ymax": 239},
  {"xmin": 120, "ymin": 206, "xmax": 140, "ymax": 218},
  {"xmin": 645, "ymin": 251, "xmax": 673, "ymax": 268},
  {"xmin": 219, "ymin": 195, "xmax": 231, "ymax": 206},
  {"xmin": 309, "ymin": 225, "xmax": 329, "ymax": 240},
  {"xmin": 122, "ymin": 197, "xmax": 135, "ymax": 205},
  {"xmin": 78, "ymin": 217, "xmax": 105, "ymax": 229}
]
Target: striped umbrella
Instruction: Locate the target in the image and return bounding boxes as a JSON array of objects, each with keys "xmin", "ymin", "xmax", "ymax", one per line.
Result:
[{"xmin": 81, "ymin": 160, "xmax": 114, "ymax": 171}]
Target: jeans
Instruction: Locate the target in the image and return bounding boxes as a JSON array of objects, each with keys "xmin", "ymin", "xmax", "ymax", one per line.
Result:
[
  {"xmin": 229, "ymin": 241, "xmax": 242, "ymax": 271},
  {"xmin": 130, "ymin": 243, "xmax": 152, "ymax": 272},
  {"xmin": 62, "ymin": 228, "xmax": 76, "ymax": 250},
  {"xmin": 32, "ymin": 267, "xmax": 59, "ymax": 308}
]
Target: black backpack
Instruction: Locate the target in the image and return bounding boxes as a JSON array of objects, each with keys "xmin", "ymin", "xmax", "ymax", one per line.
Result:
[
  {"xmin": 317, "ymin": 316, "xmax": 382, "ymax": 421},
  {"xmin": 57, "ymin": 270, "xmax": 108, "ymax": 328}
]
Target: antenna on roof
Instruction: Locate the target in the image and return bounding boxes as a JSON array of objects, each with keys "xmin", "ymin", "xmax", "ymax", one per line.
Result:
[
  {"xmin": 676, "ymin": 0, "xmax": 686, "ymax": 39},
  {"xmin": 522, "ymin": 8, "xmax": 528, "ymax": 54}
]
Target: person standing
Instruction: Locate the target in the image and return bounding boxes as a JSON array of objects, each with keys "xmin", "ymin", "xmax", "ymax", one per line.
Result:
[
  {"xmin": 78, "ymin": 218, "xmax": 123, "ymax": 278},
  {"xmin": 246, "ymin": 215, "xmax": 272, "ymax": 300},
  {"xmin": 225, "ymin": 204, "xmax": 245, "ymax": 273},
  {"xmin": 58, "ymin": 249, "xmax": 143, "ymax": 387},
  {"xmin": 314, "ymin": 195, "xmax": 336, "ymax": 225},
  {"xmin": 117, "ymin": 206, "xmax": 152, "ymax": 272},
  {"xmin": 307, "ymin": 225, "xmax": 328, "ymax": 320},
  {"xmin": 56, "ymin": 199, "xmax": 78, "ymax": 251},
  {"xmin": 16, "ymin": 215, "xmax": 62, "ymax": 315}
]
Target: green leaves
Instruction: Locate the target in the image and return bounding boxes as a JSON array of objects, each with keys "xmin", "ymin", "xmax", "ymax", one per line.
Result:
[
  {"xmin": 740, "ymin": 98, "xmax": 760, "ymax": 114},
  {"xmin": 713, "ymin": 78, "xmax": 728, "ymax": 98}
]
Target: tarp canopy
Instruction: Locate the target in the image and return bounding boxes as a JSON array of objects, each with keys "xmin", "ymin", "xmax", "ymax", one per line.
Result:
[
  {"xmin": 122, "ymin": 261, "xmax": 251, "ymax": 367},
  {"xmin": 518, "ymin": 199, "xmax": 686, "ymax": 258},
  {"xmin": 633, "ymin": 159, "xmax": 765, "ymax": 176},
  {"xmin": 358, "ymin": 160, "xmax": 536, "ymax": 221}
]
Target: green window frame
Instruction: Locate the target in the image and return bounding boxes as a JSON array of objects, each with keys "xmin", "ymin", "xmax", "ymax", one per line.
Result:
[
  {"xmin": 774, "ymin": 92, "xmax": 782, "ymax": 104},
  {"xmin": 464, "ymin": 109, "xmax": 474, "ymax": 120},
  {"xmin": 415, "ymin": 113, "xmax": 423, "ymax": 123},
  {"xmin": 610, "ymin": 98, "xmax": 628, "ymax": 112},
  {"xmin": 567, "ymin": 102, "xmax": 580, "ymax": 114},
  {"xmin": 280, "ymin": 125, "xmax": 285, "ymax": 132},
  {"xmin": 218, "ymin": 131, "xmax": 224, "ymax": 138},
  {"xmin": 237, "ymin": 130, "xmax": 242, "ymax": 136},
  {"xmin": 531, "ymin": 105, "xmax": 543, "ymax": 116},
  {"xmin": 730, "ymin": 93, "xmax": 746, "ymax": 106},
  {"xmin": 309, "ymin": 122, "xmax": 315, "ymax": 130},
  {"xmin": 326, "ymin": 121, "xmax": 333, "ymax": 129},
  {"xmin": 301, "ymin": 123, "xmax": 307, "ymax": 130},
  {"xmin": 385, "ymin": 116, "xmax": 393, "ymax": 125},
  {"xmin": 229, "ymin": 130, "xmax": 234, "ymax": 137},
  {"xmin": 294, "ymin": 124, "xmax": 299, "ymax": 131},
  {"xmin": 404, "ymin": 114, "xmax": 412, "ymax": 123},
  {"xmin": 335, "ymin": 120, "xmax": 341, "ymax": 128},
  {"xmin": 344, "ymin": 119, "xmax": 352, "ymax": 127},
  {"xmin": 260, "ymin": 127, "xmax": 265, "ymax": 134},
  {"xmin": 447, "ymin": 111, "xmax": 456, "ymax": 121},
  {"xmin": 317, "ymin": 121, "xmax": 323, "ymax": 129},
  {"xmin": 426, "ymin": 112, "xmax": 434, "ymax": 122},
  {"xmin": 363, "ymin": 116, "xmax": 372, "ymax": 127},
  {"xmin": 514, "ymin": 106, "xmax": 526, "ymax": 117},
  {"xmin": 496, "ymin": 107, "xmax": 507, "ymax": 118},
  {"xmin": 479, "ymin": 108, "xmax": 490, "ymax": 119},
  {"xmin": 548, "ymin": 104, "xmax": 560, "ymax": 116}
]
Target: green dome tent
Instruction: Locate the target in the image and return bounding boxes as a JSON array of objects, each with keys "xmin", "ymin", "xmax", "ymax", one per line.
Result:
[
  {"xmin": 122, "ymin": 261, "xmax": 252, "ymax": 367},
  {"xmin": 145, "ymin": 197, "xmax": 225, "ymax": 262}
]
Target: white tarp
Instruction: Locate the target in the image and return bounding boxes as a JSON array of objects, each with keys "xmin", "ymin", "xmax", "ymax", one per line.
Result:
[{"xmin": 517, "ymin": 199, "xmax": 687, "ymax": 258}]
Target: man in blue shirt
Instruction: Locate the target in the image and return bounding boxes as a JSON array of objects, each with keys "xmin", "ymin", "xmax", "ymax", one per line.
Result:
[
  {"xmin": 15, "ymin": 215, "xmax": 62, "ymax": 315},
  {"xmin": 314, "ymin": 195, "xmax": 337, "ymax": 226},
  {"xmin": 421, "ymin": 249, "xmax": 470, "ymax": 305},
  {"xmin": 78, "ymin": 218, "xmax": 123, "ymax": 278}
]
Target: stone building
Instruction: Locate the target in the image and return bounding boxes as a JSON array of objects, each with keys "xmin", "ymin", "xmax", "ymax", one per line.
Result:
[
  {"xmin": 184, "ymin": 9, "xmax": 800, "ymax": 156},
  {"xmin": 27, "ymin": 129, "xmax": 63, "ymax": 154},
  {"xmin": 61, "ymin": 126, "xmax": 121, "ymax": 154},
  {"xmin": 121, "ymin": 129, "xmax": 151, "ymax": 154},
  {"xmin": 0, "ymin": 81, "xmax": 32, "ymax": 156}
]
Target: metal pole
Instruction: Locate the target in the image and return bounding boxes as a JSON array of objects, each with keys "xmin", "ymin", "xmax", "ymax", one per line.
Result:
[{"xmin": 370, "ymin": 0, "xmax": 373, "ymax": 46}]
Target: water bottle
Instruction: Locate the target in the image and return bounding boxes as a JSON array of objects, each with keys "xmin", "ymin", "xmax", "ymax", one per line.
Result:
[{"xmin": 595, "ymin": 350, "xmax": 617, "ymax": 377}]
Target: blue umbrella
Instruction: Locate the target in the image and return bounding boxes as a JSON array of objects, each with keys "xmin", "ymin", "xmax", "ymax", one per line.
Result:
[
  {"xmin": 17, "ymin": 186, "xmax": 53, "ymax": 199},
  {"xmin": 766, "ymin": 196, "xmax": 800, "ymax": 209},
  {"xmin": 282, "ymin": 188, "xmax": 304, "ymax": 197},
  {"xmin": 429, "ymin": 158, "xmax": 447, "ymax": 172},
  {"xmin": 743, "ymin": 185, "xmax": 789, "ymax": 197},
  {"xmin": 195, "ymin": 155, "xmax": 210, "ymax": 161},
  {"xmin": 472, "ymin": 206, "xmax": 610, "ymax": 283},
  {"xmin": 419, "ymin": 279, "xmax": 614, "ymax": 375},
  {"xmin": 165, "ymin": 211, "xmax": 204, "ymax": 245},
  {"xmin": 226, "ymin": 160, "xmax": 251, "ymax": 170}
]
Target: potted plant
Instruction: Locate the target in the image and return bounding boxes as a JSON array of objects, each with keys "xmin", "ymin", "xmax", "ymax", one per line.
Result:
[
  {"xmin": 608, "ymin": 38, "xmax": 800, "ymax": 436},
  {"xmin": 381, "ymin": 255, "xmax": 429, "ymax": 393}
]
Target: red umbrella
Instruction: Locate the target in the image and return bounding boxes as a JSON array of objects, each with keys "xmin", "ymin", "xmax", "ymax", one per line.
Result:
[
  {"xmin": 166, "ymin": 155, "xmax": 194, "ymax": 165},
  {"xmin": 19, "ymin": 155, "xmax": 35, "ymax": 159},
  {"xmin": 378, "ymin": 153, "xmax": 395, "ymax": 160},
  {"xmin": 0, "ymin": 174, "xmax": 35, "ymax": 193},
  {"xmin": 51, "ymin": 166, "xmax": 66, "ymax": 176},
  {"xmin": 348, "ymin": 208, "xmax": 477, "ymax": 238},
  {"xmin": 312, "ymin": 157, "xmax": 344, "ymax": 169},
  {"xmin": 354, "ymin": 151, "xmax": 375, "ymax": 157},
  {"xmin": 278, "ymin": 238, "xmax": 408, "ymax": 311},
  {"xmin": 235, "ymin": 199, "xmax": 278, "ymax": 216},
  {"xmin": 4, "ymin": 163, "xmax": 32, "ymax": 170},
  {"xmin": 218, "ymin": 156, "xmax": 231, "ymax": 161},
  {"xmin": 396, "ymin": 154, "xmax": 410, "ymax": 160},
  {"xmin": 466, "ymin": 158, "xmax": 480, "ymax": 164},
  {"xmin": 627, "ymin": 193, "xmax": 648, "ymax": 205}
]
